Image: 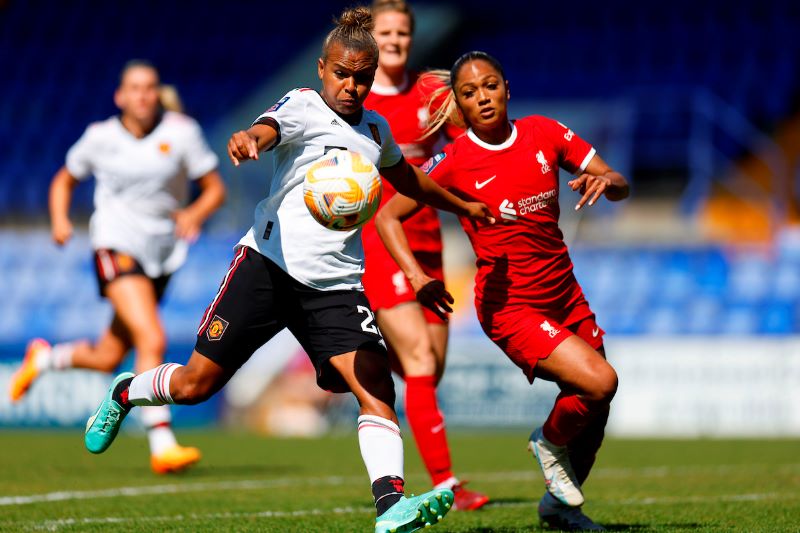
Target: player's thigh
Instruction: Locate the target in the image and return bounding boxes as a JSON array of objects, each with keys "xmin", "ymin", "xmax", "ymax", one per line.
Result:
[
  {"xmin": 535, "ymin": 335, "xmax": 617, "ymax": 401},
  {"xmin": 288, "ymin": 286, "xmax": 387, "ymax": 393},
  {"xmin": 376, "ymin": 302, "xmax": 437, "ymax": 376},
  {"xmin": 105, "ymin": 274, "xmax": 164, "ymax": 341},
  {"xmin": 195, "ymin": 247, "xmax": 285, "ymax": 372}
]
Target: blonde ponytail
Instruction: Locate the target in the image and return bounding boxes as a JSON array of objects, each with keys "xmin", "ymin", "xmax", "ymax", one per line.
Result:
[
  {"xmin": 159, "ymin": 84, "xmax": 184, "ymax": 113},
  {"xmin": 419, "ymin": 70, "xmax": 464, "ymax": 139}
]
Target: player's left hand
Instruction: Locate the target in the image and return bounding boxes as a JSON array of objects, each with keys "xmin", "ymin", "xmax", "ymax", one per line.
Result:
[
  {"xmin": 464, "ymin": 202, "xmax": 496, "ymax": 225},
  {"xmin": 173, "ymin": 209, "xmax": 203, "ymax": 242},
  {"xmin": 414, "ymin": 279, "xmax": 454, "ymax": 322},
  {"xmin": 569, "ymin": 173, "xmax": 612, "ymax": 210}
]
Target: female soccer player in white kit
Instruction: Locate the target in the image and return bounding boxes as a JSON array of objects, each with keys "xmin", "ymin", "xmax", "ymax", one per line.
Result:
[
  {"xmin": 82, "ymin": 8, "xmax": 492, "ymax": 533},
  {"xmin": 9, "ymin": 60, "xmax": 226, "ymax": 474}
]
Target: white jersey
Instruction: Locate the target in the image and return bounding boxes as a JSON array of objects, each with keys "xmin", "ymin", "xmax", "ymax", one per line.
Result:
[
  {"xmin": 66, "ymin": 111, "xmax": 218, "ymax": 277},
  {"xmin": 238, "ymin": 88, "xmax": 403, "ymax": 291}
]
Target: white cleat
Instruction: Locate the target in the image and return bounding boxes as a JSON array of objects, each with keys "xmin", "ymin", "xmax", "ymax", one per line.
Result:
[
  {"xmin": 528, "ymin": 427, "xmax": 584, "ymax": 507},
  {"xmin": 538, "ymin": 492, "xmax": 605, "ymax": 531}
]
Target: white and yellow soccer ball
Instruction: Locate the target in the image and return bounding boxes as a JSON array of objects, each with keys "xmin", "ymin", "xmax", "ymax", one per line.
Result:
[{"xmin": 303, "ymin": 149, "xmax": 383, "ymax": 231}]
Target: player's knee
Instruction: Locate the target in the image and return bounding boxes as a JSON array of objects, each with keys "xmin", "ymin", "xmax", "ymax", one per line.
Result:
[
  {"xmin": 588, "ymin": 364, "xmax": 618, "ymax": 404},
  {"xmin": 133, "ymin": 329, "xmax": 166, "ymax": 358},
  {"xmin": 403, "ymin": 341, "xmax": 437, "ymax": 376}
]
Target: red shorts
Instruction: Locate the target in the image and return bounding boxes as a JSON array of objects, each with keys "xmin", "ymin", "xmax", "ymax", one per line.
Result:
[
  {"xmin": 362, "ymin": 246, "xmax": 445, "ymax": 325},
  {"xmin": 477, "ymin": 300, "xmax": 604, "ymax": 383}
]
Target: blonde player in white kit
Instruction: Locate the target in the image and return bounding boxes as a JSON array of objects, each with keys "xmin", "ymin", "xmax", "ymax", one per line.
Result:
[
  {"xmin": 82, "ymin": 8, "xmax": 493, "ymax": 533},
  {"xmin": 9, "ymin": 61, "xmax": 226, "ymax": 474}
]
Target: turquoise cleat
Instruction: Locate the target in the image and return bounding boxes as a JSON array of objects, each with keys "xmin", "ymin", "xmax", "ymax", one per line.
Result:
[
  {"xmin": 374, "ymin": 488, "xmax": 454, "ymax": 533},
  {"xmin": 84, "ymin": 372, "xmax": 134, "ymax": 454}
]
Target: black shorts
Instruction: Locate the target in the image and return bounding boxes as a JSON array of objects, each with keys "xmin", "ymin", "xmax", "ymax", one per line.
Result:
[
  {"xmin": 194, "ymin": 246, "xmax": 386, "ymax": 392},
  {"xmin": 93, "ymin": 249, "xmax": 170, "ymax": 301}
]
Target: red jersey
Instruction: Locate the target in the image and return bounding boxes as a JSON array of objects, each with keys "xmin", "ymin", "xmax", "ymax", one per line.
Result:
[
  {"xmin": 362, "ymin": 73, "xmax": 458, "ymax": 254},
  {"xmin": 423, "ymin": 116, "xmax": 597, "ymax": 311}
]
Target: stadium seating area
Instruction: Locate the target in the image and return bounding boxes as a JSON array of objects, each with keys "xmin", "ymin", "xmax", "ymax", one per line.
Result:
[
  {"xmin": 0, "ymin": 0, "xmax": 330, "ymax": 214},
  {"xmin": 450, "ymin": 0, "xmax": 799, "ymax": 179},
  {"xmin": 0, "ymin": 230, "xmax": 797, "ymax": 355},
  {"xmin": 1, "ymin": 1, "xmax": 798, "ymax": 215}
]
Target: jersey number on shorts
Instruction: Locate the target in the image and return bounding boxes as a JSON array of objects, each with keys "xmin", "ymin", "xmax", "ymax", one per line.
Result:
[{"xmin": 356, "ymin": 305, "xmax": 378, "ymax": 334}]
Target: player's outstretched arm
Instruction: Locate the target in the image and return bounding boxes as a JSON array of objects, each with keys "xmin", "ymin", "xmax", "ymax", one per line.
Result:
[
  {"xmin": 49, "ymin": 166, "xmax": 80, "ymax": 246},
  {"xmin": 174, "ymin": 170, "xmax": 227, "ymax": 242},
  {"xmin": 381, "ymin": 159, "xmax": 495, "ymax": 224},
  {"xmin": 375, "ymin": 194, "xmax": 454, "ymax": 321},
  {"xmin": 227, "ymin": 123, "xmax": 279, "ymax": 167},
  {"xmin": 568, "ymin": 153, "xmax": 630, "ymax": 210}
]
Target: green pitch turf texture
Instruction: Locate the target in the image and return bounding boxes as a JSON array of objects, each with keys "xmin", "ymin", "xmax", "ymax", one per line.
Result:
[{"xmin": 0, "ymin": 431, "xmax": 797, "ymax": 532}]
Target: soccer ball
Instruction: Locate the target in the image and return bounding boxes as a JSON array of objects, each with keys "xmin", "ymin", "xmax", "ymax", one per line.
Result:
[{"xmin": 303, "ymin": 149, "xmax": 382, "ymax": 231}]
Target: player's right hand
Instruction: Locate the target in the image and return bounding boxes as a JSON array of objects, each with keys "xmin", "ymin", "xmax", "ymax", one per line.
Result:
[
  {"xmin": 227, "ymin": 130, "xmax": 259, "ymax": 167},
  {"xmin": 51, "ymin": 217, "xmax": 73, "ymax": 246},
  {"xmin": 414, "ymin": 278, "xmax": 454, "ymax": 322}
]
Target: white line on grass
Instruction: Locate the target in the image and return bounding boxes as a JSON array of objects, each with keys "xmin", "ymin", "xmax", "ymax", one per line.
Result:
[
  {"xmin": 3, "ymin": 463, "xmax": 799, "ymax": 507},
  {"xmin": 7, "ymin": 492, "xmax": 800, "ymax": 532},
  {"xmin": 0, "ymin": 476, "xmax": 361, "ymax": 506}
]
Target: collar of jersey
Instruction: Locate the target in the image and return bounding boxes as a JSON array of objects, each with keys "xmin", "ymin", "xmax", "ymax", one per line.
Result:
[
  {"xmin": 115, "ymin": 112, "xmax": 164, "ymax": 140},
  {"xmin": 313, "ymin": 90, "xmax": 364, "ymax": 127},
  {"xmin": 467, "ymin": 122, "xmax": 517, "ymax": 151},
  {"xmin": 370, "ymin": 73, "xmax": 409, "ymax": 96}
]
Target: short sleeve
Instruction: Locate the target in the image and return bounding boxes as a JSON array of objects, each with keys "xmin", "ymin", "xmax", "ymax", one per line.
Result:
[
  {"xmin": 65, "ymin": 125, "xmax": 97, "ymax": 180},
  {"xmin": 182, "ymin": 119, "xmax": 219, "ymax": 180},
  {"xmin": 541, "ymin": 117, "xmax": 595, "ymax": 175},
  {"xmin": 419, "ymin": 146, "xmax": 454, "ymax": 187},
  {"xmin": 253, "ymin": 90, "xmax": 308, "ymax": 148},
  {"xmin": 378, "ymin": 120, "xmax": 403, "ymax": 169}
]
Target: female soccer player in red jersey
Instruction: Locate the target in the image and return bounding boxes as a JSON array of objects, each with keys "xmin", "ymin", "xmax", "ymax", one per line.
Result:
[
  {"xmin": 360, "ymin": 0, "xmax": 489, "ymax": 510},
  {"xmin": 376, "ymin": 51, "xmax": 629, "ymax": 531},
  {"xmin": 9, "ymin": 61, "xmax": 226, "ymax": 474}
]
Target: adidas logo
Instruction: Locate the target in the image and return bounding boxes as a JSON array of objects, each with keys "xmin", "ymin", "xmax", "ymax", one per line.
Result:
[{"xmin": 331, "ymin": 119, "xmax": 342, "ymax": 127}]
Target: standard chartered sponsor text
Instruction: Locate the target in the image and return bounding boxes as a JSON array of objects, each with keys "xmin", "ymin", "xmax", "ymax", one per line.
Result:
[{"xmin": 517, "ymin": 188, "xmax": 557, "ymax": 215}]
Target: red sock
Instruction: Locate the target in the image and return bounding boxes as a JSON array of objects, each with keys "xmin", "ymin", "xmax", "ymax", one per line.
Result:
[
  {"xmin": 404, "ymin": 375, "xmax": 453, "ymax": 485},
  {"xmin": 542, "ymin": 393, "xmax": 595, "ymax": 446},
  {"xmin": 568, "ymin": 404, "xmax": 609, "ymax": 484}
]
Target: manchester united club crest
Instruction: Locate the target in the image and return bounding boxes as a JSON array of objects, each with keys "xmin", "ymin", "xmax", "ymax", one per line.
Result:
[{"xmin": 206, "ymin": 315, "xmax": 229, "ymax": 341}]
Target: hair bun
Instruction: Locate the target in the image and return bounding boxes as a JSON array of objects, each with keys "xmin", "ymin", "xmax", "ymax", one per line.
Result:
[{"xmin": 337, "ymin": 6, "xmax": 374, "ymax": 32}]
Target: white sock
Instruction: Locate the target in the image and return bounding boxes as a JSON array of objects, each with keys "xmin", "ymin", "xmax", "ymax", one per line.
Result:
[
  {"xmin": 141, "ymin": 405, "xmax": 178, "ymax": 455},
  {"xmin": 50, "ymin": 343, "xmax": 74, "ymax": 370},
  {"xmin": 128, "ymin": 363, "xmax": 181, "ymax": 406},
  {"xmin": 434, "ymin": 476, "xmax": 459, "ymax": 490},
  {"xmin": 33, "ymin": 342, "xmax": 75, "ymax": 371},
  {"xmin": 357, "ymin": 415, "xmax": 404, "ymax": 483}
]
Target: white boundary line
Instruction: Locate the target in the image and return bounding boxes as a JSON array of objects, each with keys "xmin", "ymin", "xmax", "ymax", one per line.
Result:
[
  {"xmin": 3, "ymin": 463, "xmax": 799, "ymax": 507},
  {"xmin": 5, "ymin": 493, "xmax": 799, "ymax": 532}
]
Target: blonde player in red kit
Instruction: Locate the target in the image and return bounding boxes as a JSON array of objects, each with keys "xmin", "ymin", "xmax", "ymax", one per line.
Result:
[
  {"xmin": 376, "ymin": 51, "xmax": 629, "ymax": 531},
  {"xmin": 361, "ymin": 0, "xmax": 489, "ymax": 511}
]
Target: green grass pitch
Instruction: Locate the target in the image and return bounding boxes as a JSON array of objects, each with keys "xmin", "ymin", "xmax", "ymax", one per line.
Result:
[{"xmin": 0, "ymin": 431, "xmax": 797, "ymax": 532}]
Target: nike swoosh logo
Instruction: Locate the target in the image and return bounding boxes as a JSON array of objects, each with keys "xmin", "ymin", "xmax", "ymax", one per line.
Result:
[
  {"xmin": 592, "ymin": 327, "xmax": 600, "ymax": 337},
  {"xmin": 475, "ymin": 175, "xmax": 497, "ymax": 189}
]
